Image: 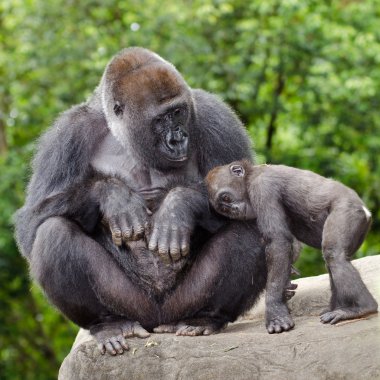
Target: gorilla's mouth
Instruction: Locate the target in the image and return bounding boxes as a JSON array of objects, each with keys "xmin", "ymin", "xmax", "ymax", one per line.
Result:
[
  {"xmin": 163, "ymin": 131, "xmax": 189, "ymax": 163},
  {"xmin": 166, "ymin": 154, "xmax": 188, "ymax": 162}
]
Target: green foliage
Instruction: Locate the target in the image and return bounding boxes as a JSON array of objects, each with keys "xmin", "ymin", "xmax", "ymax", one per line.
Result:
[{"xmin": 1, "ymin": 0, "xmax": 379, "ymax": 378}]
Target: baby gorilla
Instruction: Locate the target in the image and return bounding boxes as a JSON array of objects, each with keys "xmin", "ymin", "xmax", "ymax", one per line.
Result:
[{"xmin": 206, "ymin": 160, "xmax": 378, "ymax": 333}]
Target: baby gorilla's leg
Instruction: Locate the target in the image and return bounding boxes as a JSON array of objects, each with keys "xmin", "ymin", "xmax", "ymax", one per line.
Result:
[{"xmin": 321, "ymin": 206, "xmax": 377, "ymax": 324}]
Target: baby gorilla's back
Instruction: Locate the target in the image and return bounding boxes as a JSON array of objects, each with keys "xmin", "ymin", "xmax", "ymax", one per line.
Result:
[{"xmin": 206, "ymin": 160, "xmax": 378, "ymax": 332}]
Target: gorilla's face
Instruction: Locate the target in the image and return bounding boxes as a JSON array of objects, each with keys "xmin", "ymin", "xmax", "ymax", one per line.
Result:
[
  {"xmin": 102, "ymin": 48, "xmax": 194, "ymax": 170},
  {"xmin": 151, "ymin": 103, "xmax": 189, "ymax": 164},
  {"xmin": 205, "ymin": 162, "xmax": 256, "ymax": 221}
]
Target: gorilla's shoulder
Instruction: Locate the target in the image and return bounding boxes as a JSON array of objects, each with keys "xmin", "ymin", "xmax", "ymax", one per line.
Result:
[
  {"xmin": 191, "ymin": 89, "xmax": 253, "ymax": 173},
  {"xmin": 36, "ymin": 103, "xmax": 108, "ymax": 160},
  {"xmin": 29, "ymin": 103, "xmax": 108, "ymax": 201},
  {"xmin": 192, "ymin": 89, "xmax": 237, "ymax": 120},
  {"xmin": 50, "ymin": 103, "xmax": 107, "ymax": 140}
]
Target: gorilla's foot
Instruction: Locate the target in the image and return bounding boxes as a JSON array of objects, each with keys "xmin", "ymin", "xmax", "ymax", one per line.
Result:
[
  {"xmin": 154, "ymin": 318, "xmax": 225, "ymax": 336},
  {"xmin": 90, "ymin": 320, "xmax": 150, "ymax": 355},
  {"xmin": 320, "ymin": 307, "xmax": 378, "ymax": 325},
  {"xmin": 266, "ymin": 303, "xmax": 295, "ymax": 334}
]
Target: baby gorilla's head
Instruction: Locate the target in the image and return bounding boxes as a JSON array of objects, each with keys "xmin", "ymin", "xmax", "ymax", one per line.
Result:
[{"xmin": 205, "ymin": 160, "xmax": 254, "ymax": 220}]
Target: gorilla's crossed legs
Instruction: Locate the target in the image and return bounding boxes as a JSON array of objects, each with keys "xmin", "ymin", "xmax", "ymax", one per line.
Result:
[{"xmin": 31, "ymin": 216, "xmax": 266, "ymax": 354}]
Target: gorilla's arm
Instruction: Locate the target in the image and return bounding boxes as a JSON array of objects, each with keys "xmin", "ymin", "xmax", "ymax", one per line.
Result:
[
  {"xmin": 15, "ymin": 104, "xmax": 108, "ymax": 257},
  {"xmin": 148, "ymin": 90, "xmax": 254, "ymax": 261},
  {"xmin": 148, "ymin": 180, "xmax": 208, "ymax": 261}
]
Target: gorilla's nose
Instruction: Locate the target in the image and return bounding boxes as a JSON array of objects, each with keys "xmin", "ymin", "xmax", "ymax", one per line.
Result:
[{"xmin": 167, "ymin": 128, "xmax": 188, "ymax": 147}]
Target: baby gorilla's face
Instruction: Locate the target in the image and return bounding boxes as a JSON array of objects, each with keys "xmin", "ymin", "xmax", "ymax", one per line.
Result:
[
  {"xmin": 211, "ymin": 189, "xmax": 249, "ymax": 220},
  {"xmin": 205, "ymin": 162, "xmax": 255, "ymax": 221}
]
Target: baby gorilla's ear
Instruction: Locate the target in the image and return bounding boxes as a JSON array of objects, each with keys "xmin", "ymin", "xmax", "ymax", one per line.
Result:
[{"xmin": 230, "ymin": 164, "xmax": 245, "ymax": 177}]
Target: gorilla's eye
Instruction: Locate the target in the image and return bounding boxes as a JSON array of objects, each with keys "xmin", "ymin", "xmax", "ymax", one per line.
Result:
[
  {"xmin": 172, "ymin": 108, "xmax": 182, "ymax": 123},
  {"xmin": 113, "ymin": 101, "xmax": 124, "ymax": 117}
]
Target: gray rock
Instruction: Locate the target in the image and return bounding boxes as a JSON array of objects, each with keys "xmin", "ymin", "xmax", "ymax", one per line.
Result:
[{"xmin": 59, "ymin": 256, "xmax": 380, "ymax": 380}]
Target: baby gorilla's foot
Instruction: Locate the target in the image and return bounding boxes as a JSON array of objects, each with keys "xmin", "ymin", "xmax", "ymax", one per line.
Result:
[
  {"xmin": 154, "ymin": 318, "xmax": 225, "ymax": 336},
  {"xmin": 320, "ymin": 307, "xmax": 377, "ymax": 325},
  {"xmin": 90, "ymin": 320, "xmax": 150, "ymax": 355},
  {"xmin": 266, "ymin": 303, "xmax": 295, "ymax": 334}
]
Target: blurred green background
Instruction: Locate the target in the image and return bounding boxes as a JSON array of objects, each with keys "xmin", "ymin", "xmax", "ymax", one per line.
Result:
[{"xmin": 1, "ymin": 0, "xmax": 380, "ymax": 378}]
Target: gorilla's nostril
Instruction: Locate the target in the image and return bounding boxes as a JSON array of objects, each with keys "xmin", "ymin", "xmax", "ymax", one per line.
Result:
[{"xmin": 169, "ymin": 129, "xmax": 186, "ymax": 145}]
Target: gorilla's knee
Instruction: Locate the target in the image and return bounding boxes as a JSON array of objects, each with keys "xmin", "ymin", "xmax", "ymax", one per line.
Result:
[{"xmin": 30, "ymin": 217, "xmax": 71, "ymax": 284}]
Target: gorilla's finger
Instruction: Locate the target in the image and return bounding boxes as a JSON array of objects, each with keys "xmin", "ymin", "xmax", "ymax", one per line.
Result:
[
  {"xmin": 144, "ymin": 220, "xmax": 151, "ymax": 240},
  {"xmin": 98, "ymin": 343, "xmax": 106, "ymax": 355},
  {"xmin": 158, "ymin": 227, "xmax": 170, "ymax": 257},
  {"xmin": 119, "ymin": 337, "xmax": 129, "ymax": 351},
  {"xmin": 133, "ymin": 223, "xmax": 145, "ymax": 241},
  {"xmin": 105, "ymin": 342, "xmax": 117, "ymax": 355},
  {"xmin": 109, "ymin": 218, "xmax": 122, "ymax": 246},
  {"xmin": 148, "ymin": 226, "xmax": 159, "ymax": 252},
  {"xmin": 282, "ymin": 323, "xmax": 291, "ymax": 331},
  {"xmin": 133, "ymin": 324, "xmax": 150, "ymax": 338},
  {"xmin": 176, "ymin": 325, "xmax": 192, "ymax": 336},
  {"xmin": 119, "ymin": 214, "xmax": 133, "ymax": 242},
  {"xmin": 122, "ymin": 228, "xmax": 133, "ymax": 242},
  {"xmin": 179, "ymin": 230, "xmax": 190, "ymax": 257},
  {"xmin": 110, "ymin": 338, "xmax": 124, "ymax": 355},
  {"xmin": 169, "ymin": 227, "xmax": 181, "ymax": 261},
  {"xmin": 187, "ymin": 326, "xmax": 204, "ymax": 336},
  {"xmin": 127, "ymin": 214, "xmax": 142, "ymax": 241}
]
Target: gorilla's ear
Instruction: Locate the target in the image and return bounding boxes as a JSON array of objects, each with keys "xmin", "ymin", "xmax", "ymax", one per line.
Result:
[
  {"xmin": 230, "ymin": 164, "xmax": 245, "ymax": 177},
  {"xmin": 113, "ymin": 101, "xmax": 124, "ymax": 117}
]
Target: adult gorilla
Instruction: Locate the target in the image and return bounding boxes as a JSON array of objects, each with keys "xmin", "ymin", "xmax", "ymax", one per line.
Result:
[{"xmin": 15, "ymin": 48, "xmax": 267, "ymax": 355}]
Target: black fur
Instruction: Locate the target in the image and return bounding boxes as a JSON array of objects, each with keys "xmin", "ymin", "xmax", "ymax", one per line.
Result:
[{"xmin": 15, "ymin": 48, "xmax": 267, "ymax": 355}]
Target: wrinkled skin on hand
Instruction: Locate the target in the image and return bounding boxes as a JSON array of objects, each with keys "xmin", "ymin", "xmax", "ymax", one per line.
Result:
[
  {"xmin": 148, "ymin": 188, "xmax": 194, "ymax": 263},
  {"xmin": 95, "ymin": 178, "xmax": 152, "ymax": 246}
]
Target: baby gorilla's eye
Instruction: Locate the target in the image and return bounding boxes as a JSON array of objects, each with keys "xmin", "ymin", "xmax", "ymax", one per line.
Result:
[{"xmin": 222, "ymin": 194, "xmax": 232, "ymax": 203}]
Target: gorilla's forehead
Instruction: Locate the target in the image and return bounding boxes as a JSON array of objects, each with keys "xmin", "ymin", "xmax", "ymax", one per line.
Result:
[{"xmin": 113, "ymin": 64, "xmax": 188, "ymax": 111}]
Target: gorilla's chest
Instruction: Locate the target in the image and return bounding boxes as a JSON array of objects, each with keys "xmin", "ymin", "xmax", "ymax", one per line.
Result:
[
  {"xmin": 91, "ymin": 133, "xmax": 199, "ymax": 198},
  {"xmin": 91, "ymin": 133, "xmax": 199, "ymax": 294}
]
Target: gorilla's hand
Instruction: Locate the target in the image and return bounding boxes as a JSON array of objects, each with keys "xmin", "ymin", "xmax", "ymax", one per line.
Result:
[
  {"xmin": 96, "ymin": 179, "xmax": 151, "ymax": 246},
  {"xmin": 148, "ymin": 188, "xmax": 194, "ymax": 263}
]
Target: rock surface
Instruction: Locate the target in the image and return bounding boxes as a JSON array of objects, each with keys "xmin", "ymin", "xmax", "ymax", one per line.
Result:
[{"xmin": 59, "ymin": 256, "xmax": 380, "ymax": 380}]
